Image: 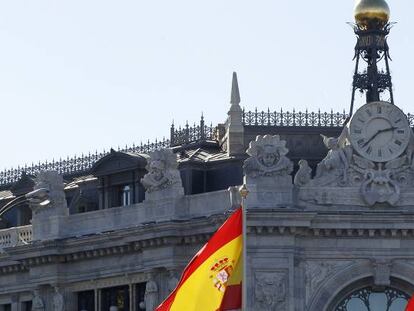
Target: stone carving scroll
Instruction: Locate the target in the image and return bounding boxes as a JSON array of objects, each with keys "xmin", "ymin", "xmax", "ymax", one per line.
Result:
[{"xmin": 304, "ymin": 261, "xmax": 353, "ymax": 305}]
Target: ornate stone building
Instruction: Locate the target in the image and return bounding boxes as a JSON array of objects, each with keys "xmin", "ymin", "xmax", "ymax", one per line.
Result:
[{"xmin": 1, "ymin": 0, "xmax": 414, "ymax": 310}]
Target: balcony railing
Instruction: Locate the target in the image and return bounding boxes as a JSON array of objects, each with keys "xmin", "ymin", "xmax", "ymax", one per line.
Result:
[{"xmin": 0, "ymin": 225, "xmax": 32, "ymax": 251}]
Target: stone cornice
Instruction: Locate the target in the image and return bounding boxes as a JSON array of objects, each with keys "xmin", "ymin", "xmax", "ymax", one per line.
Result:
[
  {"xmin": 248, "ymin": 210, "xmax": 414, "ymax": 238},
  {"xmin": 0, "ymin": 214, "xmax": 222, "ymax": 275}
]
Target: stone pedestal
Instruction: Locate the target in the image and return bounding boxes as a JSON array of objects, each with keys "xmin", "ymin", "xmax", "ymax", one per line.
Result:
[
  {"xmin": 144, "ymin": 185, "xmax": 184, "ymax": 202},
  {"xmin": 245, "ymin": 175, "xmax": 293, "ymax": 208},
  {"xmin": 30, "ymin": 171, "xmax": 69, "ymax": 241}
]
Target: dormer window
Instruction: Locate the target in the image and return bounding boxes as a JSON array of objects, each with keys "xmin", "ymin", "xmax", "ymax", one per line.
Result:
[{"xmin": 122, "ymin": 185, "xmax": 131, "ymax": 206}]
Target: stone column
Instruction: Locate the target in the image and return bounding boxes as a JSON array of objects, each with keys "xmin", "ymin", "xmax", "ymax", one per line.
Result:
[
  {"xmin": 94, "ymin": 288, "xmax": 99, "ymax": 311},
  {"xmin": 104, "ymin": 176, "xmax": 111, "ymax": 209},
  {"xmin": 62, "ymin": 289, "xmax": 77, "ymax": 311},
  {"xmin": 11, "ymin": 294, "xmax": 20, "ymax": 311}
]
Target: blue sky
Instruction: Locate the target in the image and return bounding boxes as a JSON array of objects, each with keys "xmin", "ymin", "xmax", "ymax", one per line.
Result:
[{"xmin": 0, "ymin": 0, "xmax": 413, "ymax": 169}]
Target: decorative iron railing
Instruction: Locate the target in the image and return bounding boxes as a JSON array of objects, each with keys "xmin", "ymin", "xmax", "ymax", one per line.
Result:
[
  {"xmin": 170, "ymin": 116, "xmax": 217, "ymax": 147},
  {"xmin": 242, "ymin": 108, "xmax": 349, "ymax": 127},
  {"xmin": 0, "ymin": 139, "xmax": 171, "ymax": 186},
  {"xmin": 243, "ymin": 108, "xmax": 414, "ymax": 127},
  {"xmin": 3, "ymin": 109, "xmax": 414, "ymax": 187},
  {"xmin": 0, "ymin": 116, "xmax": 216, "ymax": 186}
]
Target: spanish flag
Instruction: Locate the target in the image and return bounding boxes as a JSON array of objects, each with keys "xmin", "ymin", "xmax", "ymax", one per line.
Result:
[
  {"xmin": 406, "ymin": 295, "xmax": 414, "ymax": 311},
  {"xmin": 156, "ymin": 207, "xmax": 243, "ymax": 311}
]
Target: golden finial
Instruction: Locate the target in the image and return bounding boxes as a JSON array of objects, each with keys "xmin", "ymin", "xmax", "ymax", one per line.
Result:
[
  {"xmin": 239, "ymin": 184, "xmax": 249, "ymax": 199},
  {"xmin": 354, "ymin": 0, "xmax": 390, "ymax": 30}
]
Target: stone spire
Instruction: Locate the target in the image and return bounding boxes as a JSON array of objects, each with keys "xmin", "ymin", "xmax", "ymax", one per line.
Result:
[
  {"xmin": 226, "ymin": 72, "xmax": 244, "ymax": 156},
  {"xmin": 230, "ymin": 72, "xmax": 241, "ymax": 106}
]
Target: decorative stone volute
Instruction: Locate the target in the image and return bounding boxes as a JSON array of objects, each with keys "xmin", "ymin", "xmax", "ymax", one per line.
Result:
[{"xmin": 243, "ymin": 135, "xmax": 293, "ymax": 208}]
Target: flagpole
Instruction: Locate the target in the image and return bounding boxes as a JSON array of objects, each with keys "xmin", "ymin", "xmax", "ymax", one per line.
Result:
[{"xmin": 239, "ymin": 184, "xmax": 249, "ymax": 311}]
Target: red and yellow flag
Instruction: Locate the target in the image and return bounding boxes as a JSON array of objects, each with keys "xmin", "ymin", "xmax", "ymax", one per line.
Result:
[
  {"xmin": 156, "ymin": 207, "xmax": 243, "ymax": 311},
  {"xmin": 406, "ymin": 295, "xmax": 414, "ymax": 311}
]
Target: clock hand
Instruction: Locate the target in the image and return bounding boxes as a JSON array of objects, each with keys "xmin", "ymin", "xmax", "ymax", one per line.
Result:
[{"xmin": 362, "ymin": 126, "xmax": 398, "ymax": 148}]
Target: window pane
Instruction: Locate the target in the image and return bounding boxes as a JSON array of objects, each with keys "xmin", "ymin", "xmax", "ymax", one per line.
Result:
[{"xmin": 335, "ymin": 287, "xmax": 409, "ymax": 311}]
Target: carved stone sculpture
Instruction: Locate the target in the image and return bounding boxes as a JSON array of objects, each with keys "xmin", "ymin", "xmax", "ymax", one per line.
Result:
[
  {"xmin": 141, "ymin": 149, "xmax": 181, "ymax": 192},
  {"xmin": 298, "ymin": 128, "xmax": 414, "ymax": 207},
  {"xmin": 32, "ymin": 289, "xmax": 45, "ymax": 311},
  {"xmin": 294, "ymin": 160, "xmax": 312, "ymax": 186},
  {"xmin": 243, "ymin": 135, "xmax": 293, "ymax": 208},
  {"xmin": 254, "ymin": 271, "xmax": 287, "ymax": 311},
  {"xmin": 167, "ymin": 269, "xmax": 179, "ymax": 293},
  {"xmin": 140, "ymin": 274, "xmax": 159, "ymax": 311},
  {"xmin": 355, "ymin": 155, "xmax": 408, "ymax": 206},
  {"xmin": 52, "ymin": 286, "xmax": 65, "ymax": 311},
  {"xmin": 304, "ymin": 261, "xmax": 353, "ymax": 305},
  {"xmin": 141, "ymin": 149, "xmax": 184, "ymax": 201},
  {"xmin": 244, "ymin": 135, "xmax": 293, "ymax": 178},
  {"xmin": 29, "ymin": 171, "xmax": 68, "ymax": 217},
  {"xmin": 29, "ymin": 171, "xmax": 69, "ymax": 241},
  {"xmin": 315, "ymin": 134, "xmax": 352, "ymax": 185}
]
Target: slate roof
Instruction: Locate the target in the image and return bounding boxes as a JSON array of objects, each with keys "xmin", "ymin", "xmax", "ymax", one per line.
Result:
[
  {"xmin": 177, "ymin": 147, "xmax": 231, "ymax": 163},
  {"xmin": 64, "ymin": 175, "xmax": 98, "ymax": 190}
]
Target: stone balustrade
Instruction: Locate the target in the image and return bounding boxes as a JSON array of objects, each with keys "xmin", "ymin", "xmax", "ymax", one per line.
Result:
[
  {"xmin": 0, "ymin": 189, "xmax": 231, "ymax": 245},
  {"xmin": 0, "ymin": 225, "xmax": 32, "ymax": 251}
]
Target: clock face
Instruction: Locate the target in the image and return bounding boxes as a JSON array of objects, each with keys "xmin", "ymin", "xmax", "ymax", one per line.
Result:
[{"xmin": 349, "ymin": 101, "xmax": 411, "ymax": 162}]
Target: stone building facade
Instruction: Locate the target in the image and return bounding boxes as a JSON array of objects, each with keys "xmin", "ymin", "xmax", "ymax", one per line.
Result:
[
  {"xmin": 1, "ymin": 2, "xmax": 414, "ymax": 310},
  {"xmin": 1, "ymin": 77, "xmax": 413, "ymax": 310}
]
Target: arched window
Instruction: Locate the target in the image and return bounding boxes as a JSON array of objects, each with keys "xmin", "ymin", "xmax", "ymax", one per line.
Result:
[{"xmin": 335, "ymin": 286, "xmax": 410, "ymax": 311}]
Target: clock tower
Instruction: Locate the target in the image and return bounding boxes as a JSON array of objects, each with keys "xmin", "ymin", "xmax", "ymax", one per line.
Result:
[
  {"xmin": 347, "ymin": 1, "xmax": 412, "ymax": 165},
  {"xmin": 350, "ymin": 0, "xmax": 394, "ymax": 116}
]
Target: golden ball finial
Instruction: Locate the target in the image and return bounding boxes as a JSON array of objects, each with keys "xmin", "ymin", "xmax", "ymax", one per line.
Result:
[{"xmin": 354, "ymin": 0, "xmax": 390, "ymax": 29}]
